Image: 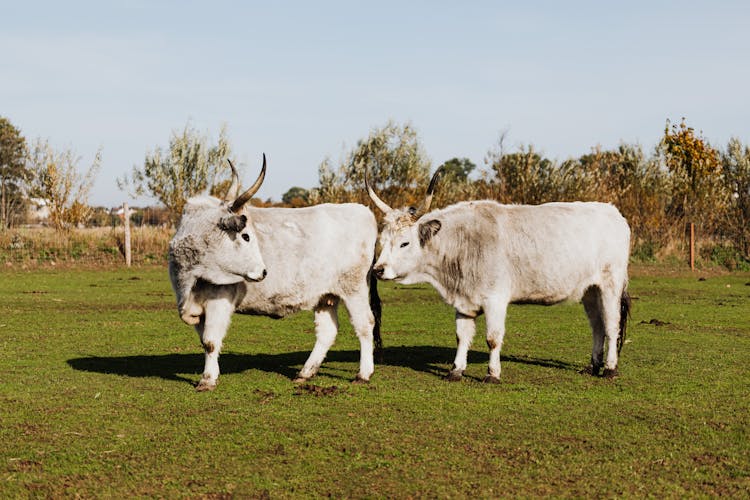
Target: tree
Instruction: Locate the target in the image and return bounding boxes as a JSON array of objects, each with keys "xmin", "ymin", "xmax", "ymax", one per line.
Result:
[
  {"xmin": 437, "ymin": 157, "xmax": 475, "ymax": 182},
  {"xmin": 282, "ymin": 186, "xmax": 309, "ymax": 207},
  {"xmin": 0, "ymin": 117, "xmax": 29, "ymax": 229},
  {"xmin": 660, "ymin": 118, "xmax": 726, "ymax": 232},
  {"xmin": 429, "ymin": 156, "xmax": 492, "ymax": 207},
  {"xmin": 118, "ymin": 122, "xmax": 233, "ymax": 226},
  {"xmin": 26, "ymin": 139, "xmax": 101, "ymax": 231},
  {"xmin": 487, "ymin": 141, "xmax": 558, "ymax": 205},
  {"xmin": 721, "ymin": 138, "xmax": 750, "ymax": 257},
  {"xmin": 313, "ymin": 120, "xmax": 432, "ymax": 209}
]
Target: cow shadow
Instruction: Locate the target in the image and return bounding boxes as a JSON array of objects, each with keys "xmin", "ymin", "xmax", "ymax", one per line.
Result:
[{"xmin": 67, "ymin": 346, "xmax": 580, "ymax": 387}]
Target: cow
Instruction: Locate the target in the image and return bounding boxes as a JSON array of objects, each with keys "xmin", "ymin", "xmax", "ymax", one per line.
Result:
[
  {"xmin": 365, "ymin": 168, "xmax": 631, "ymax": 382},
  {"xmin": 169, "ymin": 155, "xmax": 381, "ymax": 391}
]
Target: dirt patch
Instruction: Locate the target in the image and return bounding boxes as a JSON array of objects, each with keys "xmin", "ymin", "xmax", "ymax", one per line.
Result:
[
  {"xmin": 294, "ymin": 384, "xmax": 346, "ymax": 397},
  {"xmin": 7, "ymin": 459, "xmax": 44, "ymax": 472},
  {"xmin": 253, "ymin": 389, "xmax": 276, "ymax": 404},
  {"xmin": 640, "ymin": 318, "xmax": 670, "ymax": 326}
]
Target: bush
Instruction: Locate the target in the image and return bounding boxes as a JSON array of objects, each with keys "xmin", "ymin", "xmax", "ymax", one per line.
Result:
[{"xmin": 701, "ymin": 244, "xmax": 750, "ymax": 271}]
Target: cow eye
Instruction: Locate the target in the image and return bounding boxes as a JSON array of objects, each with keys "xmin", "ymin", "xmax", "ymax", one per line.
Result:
[
  {"xmin": 241, "ymin": 233, "xmax": 250, "ymax": 242},
  {"xmin": 400, "ymin": 242, "xmax": 409, "ymax": 248}
]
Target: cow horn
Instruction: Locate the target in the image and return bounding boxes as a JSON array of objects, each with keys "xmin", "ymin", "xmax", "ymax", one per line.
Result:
[
  {"xmin": 230, "ymin": 153, "xmax": 266, "ymax": 213},
  {"xmin": 224, "ymin": 159, "xmax": 241, "ymax": 201},
  {"xmin": 420, "ymin": 167, "xmax": 443, "ymax": 214},
  {"xmin": 364, "ymin": 164, "xmax": 393, "ymax": 214}
]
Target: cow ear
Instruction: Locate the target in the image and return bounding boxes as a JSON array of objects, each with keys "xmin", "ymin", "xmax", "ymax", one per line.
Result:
[
  {"xmin": 218, "ymin": 214, "xmax": 247, "ymax": 232},
  {"xmin": 419, "ymin": 219, "xmax": 441, "ymax": 247}
]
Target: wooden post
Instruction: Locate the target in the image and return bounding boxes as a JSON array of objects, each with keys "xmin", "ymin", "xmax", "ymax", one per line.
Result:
[
  {"xmin": 689, "ymin": 222, "xmax": 695, "ymax": 271},
  {"xmin": 123, "ymin": 203, "xmax": 132, "ymax": 267}
]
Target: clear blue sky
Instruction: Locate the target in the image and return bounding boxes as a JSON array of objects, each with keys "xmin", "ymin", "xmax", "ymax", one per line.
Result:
[{"xmin": 3, "ymin": 1, "xmax": 749, "ymax": 206}]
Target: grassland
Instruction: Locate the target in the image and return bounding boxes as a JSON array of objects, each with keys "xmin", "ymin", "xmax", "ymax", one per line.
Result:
[{"xmin": 0, "ymin": 265, "xmax": 748, "ymax": 497}]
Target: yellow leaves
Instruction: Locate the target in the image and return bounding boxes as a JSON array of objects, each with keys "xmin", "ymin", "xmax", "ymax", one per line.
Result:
[
  {"xmin": 27, "ymin": 139, "xmax": 101, "ymax": 231},
  {"xmin": 663, "ymin": 118, "xmax": 721, "ymax": 179}
]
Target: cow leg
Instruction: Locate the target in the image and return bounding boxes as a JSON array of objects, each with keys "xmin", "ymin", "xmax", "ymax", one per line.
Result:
[
  {"xmin": 600, "ymin": 287, "xmax": 622, "ymax": 378},
  {"xmin": 483, "ymin": 300, "xmax": 508, "ymax": 383},
  {"xmin": 447, "ymin": 312, "xmax": 476, "ymax": 381},
  {"xmin": 342, "ymin": 293, "xmax": 376, "ymax": 383},
  {"xmin": 581, "ymin": 286, "xmax": 605, "ymax": 376},
  {"xmin": 295, "ymin": 299, "xmax": 340, "ymax": 382},
  {"xmin": 194, "ymin": 297, "xmax": 234, "ymax": 392}
]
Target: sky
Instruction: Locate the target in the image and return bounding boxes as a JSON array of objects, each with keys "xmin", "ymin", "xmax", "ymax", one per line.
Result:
[{"xmin": 3, "ymin": 1, "xmax": 749, "ymax": 207}]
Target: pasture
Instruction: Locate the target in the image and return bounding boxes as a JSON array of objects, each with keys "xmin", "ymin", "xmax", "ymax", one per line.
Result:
[{"xmin": 1, "ymin": 265, "xmax": 748, "ymax": 497}]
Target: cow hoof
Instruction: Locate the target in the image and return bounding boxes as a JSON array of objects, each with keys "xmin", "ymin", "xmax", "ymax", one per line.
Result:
[
  {"xmin": 445, "ymin": 370, "xmax": 463, "ymax": 382},
  {"xmin": 482, "ymin": 375, "xmax": 501, "ymax": 384},
  {"xmin": 292, "ymin": 376, "xmax": 310, "ymax": 384},
  {"xmin": 579, "ymin": 364, "xmax": 601, "ymax": 376},
  {"xmin": 352, "ymin": 375, "xmax": 370, "ymax": 385},
  {"xmin": 603, "ymin": 368, "xmax": 619, "ymax": 379},
  {"xmin": 195, "ymin": 379, "xmax": 217, "ymax": 392}
]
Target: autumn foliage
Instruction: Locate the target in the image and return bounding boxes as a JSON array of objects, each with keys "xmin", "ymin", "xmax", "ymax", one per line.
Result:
[{"xmin": 314, "ymin": 119, "xmax": 750, "ymax": 267}]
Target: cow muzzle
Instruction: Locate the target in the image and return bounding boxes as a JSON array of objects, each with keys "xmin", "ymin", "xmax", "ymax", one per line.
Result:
[
  {"xmin": 246, "ymin": 268, "xmax": 267, "ymax": 282},
  {"xmin": 373, "ymin": 265, "xmax": 385, "ymax": 279}
]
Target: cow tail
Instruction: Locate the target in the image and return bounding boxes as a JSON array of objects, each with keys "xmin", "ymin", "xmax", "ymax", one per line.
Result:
[
  {"xmin": 369, "ymin": 268, "xmax": 383, "ymax": 358},
  {"xmin": 617, "ymin": 290, "xmax": 631, "ymax": 355}
]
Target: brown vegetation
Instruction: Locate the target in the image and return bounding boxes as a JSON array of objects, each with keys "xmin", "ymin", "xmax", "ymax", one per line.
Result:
[
  {"xmin": 312, "ymin": 119, "xmax": 750, "ymax": 270},
  {"xmin": 0, "ymin": 226, "xmax": 171, "ymax": 267}
]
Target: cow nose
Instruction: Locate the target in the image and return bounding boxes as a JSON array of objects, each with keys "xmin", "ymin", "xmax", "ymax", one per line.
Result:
[
  {"xmin": 373, "ymin": 265, "xmax": 384, "ymax": 278},
  {"xmin": 248, "ymin": 268, "xmax": 267, "ymax": 282}
]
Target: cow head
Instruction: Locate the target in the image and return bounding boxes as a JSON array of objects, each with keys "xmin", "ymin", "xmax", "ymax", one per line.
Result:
[
  {"xmin": 168, "ymin": 155, "xmax": 268, "ymax": 323},
  {"xmin": 366, "ymin": 167, "xmax": 443, "ymax": 284}
]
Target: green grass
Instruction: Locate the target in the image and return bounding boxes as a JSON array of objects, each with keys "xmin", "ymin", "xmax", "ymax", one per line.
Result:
[{"xmin": 1, "ymin": 266, "xmax": 748, "ymax": 497}]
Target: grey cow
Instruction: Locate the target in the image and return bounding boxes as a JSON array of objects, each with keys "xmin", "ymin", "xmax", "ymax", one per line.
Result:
[
  {"xmin": 366, "ymin": 168, "xmax": 631, "ymax": 382},
  {"xmin": 169, "ymin": 156, "xmax": 381, "ymax": 391}
]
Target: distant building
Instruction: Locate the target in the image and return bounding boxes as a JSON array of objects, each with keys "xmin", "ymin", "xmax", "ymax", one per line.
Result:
[{"xmin": 28, "ymin": 198, "xmax": 50, "ymax": 224}]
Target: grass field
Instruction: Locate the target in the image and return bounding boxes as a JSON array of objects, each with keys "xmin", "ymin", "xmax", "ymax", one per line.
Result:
[{"xmin": 1, "ymin": 265, "xmax": 748, "ymax": 497}]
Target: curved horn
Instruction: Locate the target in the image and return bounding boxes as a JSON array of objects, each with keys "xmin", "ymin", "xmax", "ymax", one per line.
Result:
[
  {"xmin": 364, "ymin": 163, "xmax": 393, "ymax": 213},
  {"xmin": 230, "ymin": 153, "xmax": 266, "ymax": 213},
  {"xmin": 420, "ymin": 167, "xmax": 443, "ymax": 214},
  {"xmin": 224, "ymin": 159, "xmax": 241, "ymax": 201}
]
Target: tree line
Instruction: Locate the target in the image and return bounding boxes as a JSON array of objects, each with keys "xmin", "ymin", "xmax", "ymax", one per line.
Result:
[
  {"xmin": 308, "ymin": 119, "xmax": 749, "ymax": 266},
  {"xmin": 1, "ymin": 116, "xmax": 748, "ymax": 266}
]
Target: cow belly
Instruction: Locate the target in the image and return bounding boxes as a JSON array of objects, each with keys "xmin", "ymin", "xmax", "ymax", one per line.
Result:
[
  {"xmin": 235, "ymin": 288, "xmax": 323, "ymax": 318},
  {"xmin": 510, "ymin": 273, "xmax": 596, "ymax": 305},
  {"xmin": 511, "ymin": 293, "xmax": 571, "ymax": 306},
  {"xmin": 235, "ymin": 299, "xmax": 304, "ymax": 318}
]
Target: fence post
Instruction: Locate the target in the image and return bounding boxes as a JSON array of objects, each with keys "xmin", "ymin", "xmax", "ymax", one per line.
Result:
[{"xmin": 123, "ymin": 202, "xmax": 132, "ymax": 267}]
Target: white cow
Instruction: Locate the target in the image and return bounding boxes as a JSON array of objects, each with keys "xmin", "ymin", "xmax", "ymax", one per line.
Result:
[
  {"xmin": 366, "ymin": 169, "xmax": 631, "ymax": 382},
  {"xmin": 169, "ymin": 156, "xmax": 381, "ymax": 391}
]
